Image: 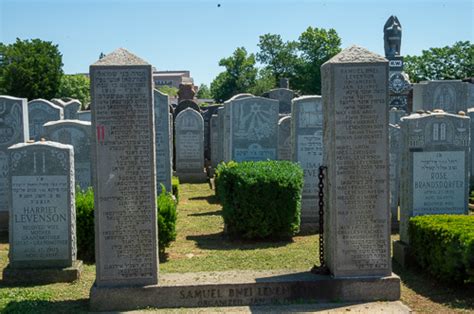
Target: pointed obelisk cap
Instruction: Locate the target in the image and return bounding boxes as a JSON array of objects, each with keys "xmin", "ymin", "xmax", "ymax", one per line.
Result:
[
  {"xmin": 92, "ymin": 48, "xmax": 150, "ymax": 66},
  {"xmin": 323, "ymin": 45, "xmax": 387, "ymax": 65}
]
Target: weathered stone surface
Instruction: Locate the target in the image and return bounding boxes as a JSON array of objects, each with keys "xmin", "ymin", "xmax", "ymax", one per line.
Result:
[
  {"xmin": 0, "ymin": 96, "xmax": 29, "ymax": 232},
  {"xmin": 202, "ymin": 105, "xmax": 222, "ymax": 161},
  {"xmin": 90, "ymin": 48, "xmax": 158, "ymax": 287},
  {"xmin": 154, "ymin": 90, "xmax": 172, "ymax": 193},
  {"xmin": 389, "ymin": 124, "xmax": 401, "ymax": 229},
  {"xmin": 175, "ymin": 108, "xmax": 204, "ymax": 174},
  {"xmin": 268, "ymin": 88, "xmax": 295, "ymax": 114},
  {"xmin": 3, "ymin": 260, "xmax": 83, "ymax": 284},
  {"xmin": 291, "ymin": 96, "xmax": 323, "ymax": 228},
  {"xmin": 277, "ymin": 116, "xmax": 291, "ymax": 161},
  {"xmin": 389, "ymin": 107, "xmax": 407, "ymax": 125},
  {"xmin": 77, "ymin": 110, "xmax": 91, "ymax": 122},
  {"xmin": 413, "ymin": 80, "xmax": 474, "ymax": 113},
  {"xmin": 177, "ymin": 83, "xmax": 195, "ymax": 103},
  {"xmin": 43, "ymin": 120, "xmax": 92, "ymax": 190},
  {"xmin": 216, "ymin": 107, "xmax": 225, "ymax": 164},
  {"xmin": 89, "ymin": 270, "xmax": 400, "ymax": 311},
  {"xmin": 8, "ymin": 141, "xmax": 76, "ymax": 269},
  {"xmin": 469, "ymin": 108, "xmax": 474, "ymax": 188},
  {"xmin": 63, "ymin": 99, "xmax": 82, "ymax": 119},
  {"xmin": 230, "ymin": 96, "xmax": 279, "ymax": 162},
  {"xmin": 399, "ymin": 111, "xmax": 470, "ymax": 243},
  {"xmin": 322, "ymin": 45, "xmax": 391, "ymax": 277},
  {"xmin": 174, "ymin": 99, "xmax": 200, "ymax": 119},
  {"xmin": 28, "ymin": 99, "xmax": 63, "ymax": 140},
  {"xmin": 210, "ymin": 114, "xmax": 219, "ymax": 168},
  {"xmin": 223, "ymin": 94, "xmax": 253, "ymax": 162}
]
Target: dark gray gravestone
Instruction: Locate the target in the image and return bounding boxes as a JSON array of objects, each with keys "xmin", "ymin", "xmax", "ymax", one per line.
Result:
[
  {"xmin": 389, "ymin": 124, "xmax": 401, "ymax": 230},
  {"xmin": 202, "ymin": 105, "xmax": 222, "ymax": 161},
  {"xmin": 469, "ymin": 108, "xmax": 474, "ymax": 188},
  {"xmin": 210, "ymin": 114, "xmax": 219, "ymax": 168},
  {"xmin": 0, "ymin": 96, "xmax": 29, "ymax": 233},
  {"xmin": 291, "ymin": 96, "xmax": 323, "ymax": 229},
  {"xmin": 154, "ymin": 89, "xmax": 172, "ymax": 193},
  {"xmin": 389, "ymin": 107, "xmax": 407, "ymax": 125},
  {"xmin": 8, "ymin": 141, "xmax": 76, "ymax": 268},
  {"xmin": 268, "ymin": 88, "xmax": 295, "ymax": 114},
  {"xmin": 175, "ymin": 108, "xmax": 204, "ymax": 177},
  {"xmin": 90, "ymin": 48, "xmax": 158, "ymax": 287},
  {"xmin": 77, "ymin": 110, "xmax": 91, "ymax": 122},
  {"xmin": 28, "ymin": 99, "xmax": 63, "ymax": 141},
  {"xmin": 223, "ymin": 94, "xmax": 253, "ymax": 162},
  {"xmin": 63, "ymin": 100, "xmax": 82, "ymax": 120},
  {"xmin": 230, "ymin": 96, "xmax": 279, "ymax": 162},
  {"xmin": 399, "ymin": 111, "xmax": 470, "ymax": 243},
  {"xmin": 43, "ymin": 120, "xmax": 92, "ymax": 190},
  {"xmin": 413, "ymin": 80, "xmax": 474, "ymax": 114},
  {"xmin": 322, "ymin": 46, "xmax": 391, "ymax": 277},
  {"xmin": 277, "ymin": 116, "xmax": 291, "ymax": 160},
  {"xmin": 216, "ymin": 107, "xmax": 225, "ymax": 164}
]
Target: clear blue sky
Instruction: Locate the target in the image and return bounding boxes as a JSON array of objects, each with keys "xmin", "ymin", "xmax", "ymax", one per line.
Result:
[{"xmin": 1, "ymin": 0, "xmax": 472, "ymax": 86}]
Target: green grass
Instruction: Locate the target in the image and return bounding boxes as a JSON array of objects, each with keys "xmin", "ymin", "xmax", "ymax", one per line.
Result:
[{"xmin": 0, "ymin": 183, "xmax": 473, "ymax": 313}]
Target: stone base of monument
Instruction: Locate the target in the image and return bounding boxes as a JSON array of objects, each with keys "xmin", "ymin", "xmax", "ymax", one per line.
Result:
[
  {"xmin": 89, "ymin": 270, "xmax": 401, "ymax": 311},
  {"xmin": 393, "ymin": 241, "xmax": 414, "ymax": 268},
  {"xmin": 174, "ymin": 170, "xmax": 208, "ymax": 183},
  {"xmin": 2, "ymin": 260, "xmax": 83, "ymax": 284}
]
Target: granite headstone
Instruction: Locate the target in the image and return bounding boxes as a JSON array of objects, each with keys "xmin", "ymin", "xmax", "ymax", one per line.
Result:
[
  {"xmin": 175, "ymin": 108, "xmax": 204, "ymax": 175},
  {"xmin": 277, "ymin": 116, "xmax": 291, "ymax": 160},
  {"xmin": 154, "ymin": 89, "xmax": 172, "ymax": 193},
  {"xmin": 28, "ymin": 99, "xmax": 63, "ymax": 141}
]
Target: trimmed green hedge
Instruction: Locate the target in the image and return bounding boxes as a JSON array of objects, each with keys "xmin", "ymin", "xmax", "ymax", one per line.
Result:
[
  {"xmin": 76, "ymin": 187, "xmax": 95, "ymax": 262},
  {"xmin": 157, "ymin": 185, "xmax": 177, "ymax": 256},
  {"xmin": 215, "ymin": 160, "xmax": 303, "ymax": 239},
  {"xmin": 409, "ymin": 215, "xmax": 474, "ymax": 283}
]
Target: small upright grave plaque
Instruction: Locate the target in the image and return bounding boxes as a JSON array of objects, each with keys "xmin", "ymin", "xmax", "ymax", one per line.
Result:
[{"xmin": 28, "ymin": 99, "xmax": 63, "ymax": 140}]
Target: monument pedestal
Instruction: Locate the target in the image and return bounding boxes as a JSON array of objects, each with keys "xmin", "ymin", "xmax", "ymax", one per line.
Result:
[
  {"xmin": 89, "ymin": 269, "xmax": 401, "ymax": 311},
  {"xmin": 174, "ymin": 170, "xmax": 208, "ymax": 183},
  {"xmin": 2, "ymin": 260, "xmax": 83, "ymax": 284}
]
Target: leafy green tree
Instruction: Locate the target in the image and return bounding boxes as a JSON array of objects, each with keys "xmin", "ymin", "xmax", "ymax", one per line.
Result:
[
  {"xmin": 210, "ymin": 47, "xmax": 257, "ymax": 102},
  {"xmin": 196, "ymin": 83, "xmax": 212, "ymax": 99},
  {"xmin": 404, "ymin": 41, "xmax": 474, "ymax": 83},
  {"xmin": 249, "ymin": 68, "xmax": 276, "ymax": 96},
  {"xmin": 256, "ymin": 34, "xmax": 299, "ymax": 86},
  {"xmin": 293, "ymin": 27, "xmax": 341, "ymax": 95},
  {"xmin": 157, "ymin": 85, "xmax": 178, "ymax": 97},
  {"xmin": 0, "ymin": 38, "xmax": 63, "ymax": 99},
  {"xmin": 56, "ymin": 74, "xmax": 90, "ymax": 107}
]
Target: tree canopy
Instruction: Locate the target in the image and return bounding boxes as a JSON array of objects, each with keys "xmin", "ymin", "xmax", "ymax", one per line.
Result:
[
  {"xmin": 196, "ymin": 83, "xmax": 212, "ymax": 99},
  {"xmin": 404, "ymin": 41, "xmax": 473, "ymax": 83},
  {"xmin": 56, "ymin": 74, "xmax": 90, "ymax": 107},
  {"xmin": 0, "ymin": 38, "xmax": 63, "ymax": 99}
]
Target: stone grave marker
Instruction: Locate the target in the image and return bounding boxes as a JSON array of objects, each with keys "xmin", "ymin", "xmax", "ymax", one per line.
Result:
[
  {"xmin": 90, "ymin": 48, "xmax": 158, "ymax": 287},
  {"xmin": 202, "ymin": 105, "xmax": 222, "ymax": 162},
  {"xmin": 389, "ymin": 107, "xmax": 407, "ymax": 125},
  {"xmin": 268, "ymin": 88, "xmax": 295, "ymax": 114},
  {"xmin": 77, "ymin": 110, "xmax": 91, "ymax": 121},
  {"xmin": 399, "ymin": 111, "xmax": 470, "ymax": 243},
  {"xmin": 469, "ymin": 108, "xmax": 474, "ymax": 188},
  {"xmin": 63, "ymin": 99, "xmax": 82, "ymax": 119},
  {"xmin": 216, "ymin": 107, "xmax": 225, "ymax": 164},
  {"xmin": 0, "ymin": 96, "xmax": 29, "ymax": 232},
  {"xmin": 230, "ymin": 96, "xmax": 279, "ymax": 162},
  {"xmin": 177, "ymin": 83, "xmax": 195, "ymax": 103},
  {"xmin": 3, "ymin": 141, "xmax": 81, "ymax": 283},
  {"xmin": 175, "ymin": 107, "xmax": 204, "ymax": 180},
  {"xmin": 291, "ymin": 96, "xmax": 323, "ymax": 229},
  {"xmin": 210, "ymin": 114, "xmax": 219, "ymax": 168},
  {"xmin": 154, "ymin": 89, "xmax": 172, "ymax": 193},
  {"xmin": 322, "ymin": 45, "xmax": 391, "ymax": 277},
  {"xmin": 413, "ymin": 80, "xmax": 474, "ymax": 114},
  {"xmin": 277, "ymin": 116, "xmax": 291, "ymax": 160},
  {"xmin": 28, "ymin": 99, "xmax": 63, "ymax": 140},
  {"xmin": 43, "ymin": 120, "xmax": 92, "ymax": 190},
  {"xmin": 389, "ymin": 124, "xmax": 401, "ymax": 230}
]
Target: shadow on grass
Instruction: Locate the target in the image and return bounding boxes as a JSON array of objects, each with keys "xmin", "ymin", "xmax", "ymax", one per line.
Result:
[
  {"xmin": 2, "ymin": 298, "xmax": 88, "ymax": 313},
  {"xmin": 188, "ymin": 194, "xmax": 220, "ymax": 205},
  {"xmin": 189, "ymin": 210, "xmax": 222, "ymax": 217},
  {"xmin": 187, "ymin": 232, "xmax": 293, "ymax": 251},
  {"xmin": 393, "ymin": 258, "xmax": 474, "ymax": 311}
]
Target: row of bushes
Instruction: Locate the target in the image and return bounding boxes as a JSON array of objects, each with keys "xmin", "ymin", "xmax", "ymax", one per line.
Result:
[
  {"xmin": 215, "ymin": 160, "xmax": 303, "ymax": 239},
  {"xmin": 76, "ymin": 182, "xmax": 178, "ymax": 262},
  {"xmin": 409, "ymin": 215, "xmax": 474, "ymax": 284}
]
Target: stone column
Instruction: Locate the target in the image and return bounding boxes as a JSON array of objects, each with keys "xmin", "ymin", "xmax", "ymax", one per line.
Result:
[
  {"xmin": 90, "ymin": 48, "xmax": 158, "ymax": 287},
  {"xmin": 322, "ymin": 45, "xmax": 391, "ymax": 277}
]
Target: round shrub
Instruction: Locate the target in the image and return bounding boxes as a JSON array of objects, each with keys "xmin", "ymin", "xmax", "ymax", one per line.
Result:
[
  {"xmin": 76, "ymin": 187, "xmax": 95, "ymax": 262},
  {"xmin": 216, "ymin": 160, "xmax": 303, "ymax": 239},
  {"xmin": 157, "ymin": 185, "xmax": 177, "ymax": 256}
]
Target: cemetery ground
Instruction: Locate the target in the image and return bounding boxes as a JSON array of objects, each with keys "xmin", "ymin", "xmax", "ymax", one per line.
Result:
[{"xmin": 0, "ymin": 183, "xmax": 472, "ymax": 313}]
